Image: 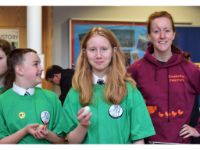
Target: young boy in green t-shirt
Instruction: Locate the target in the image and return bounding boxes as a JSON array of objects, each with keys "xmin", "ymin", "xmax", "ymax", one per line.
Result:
[{"xmin": 0, "ymin": 48, "xmax": 66, "ymax": 144}]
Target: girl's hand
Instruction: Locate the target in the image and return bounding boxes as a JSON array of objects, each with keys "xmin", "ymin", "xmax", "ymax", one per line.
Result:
[
  {"xmin": 179, "ymin": 124, "xmax": 200, "ymax": 138},
  {"xmin": 77, "ymin": 108, "xmax": 92, "ymax": 128}
]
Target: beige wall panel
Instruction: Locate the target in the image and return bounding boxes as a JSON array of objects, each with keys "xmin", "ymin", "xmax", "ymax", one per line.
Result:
[{"xmin": 0, "ymin": 6, "xmax": 26, "ymax": 48}]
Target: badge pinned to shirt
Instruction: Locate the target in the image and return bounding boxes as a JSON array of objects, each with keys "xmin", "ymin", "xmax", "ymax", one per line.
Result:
[
  {"xmin": 108, "ymin": 105, "xmax": 123, "ymax": 119},
  {"xmin": 18, "ymin": 112, "xmax": 26, "ymax": 119},
  {"xmin": 41, "ymin": 111, "xmax": 50, "ymax": 125}
]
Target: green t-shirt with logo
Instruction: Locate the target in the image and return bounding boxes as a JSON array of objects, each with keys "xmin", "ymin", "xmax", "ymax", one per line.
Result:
[
  {"xmin": 63, "ymin": 82, "xmax": 155, "ymax": 144},
  {"xmin": 0, "ymin": 87, "xmax": 66, "ymax": 144}
]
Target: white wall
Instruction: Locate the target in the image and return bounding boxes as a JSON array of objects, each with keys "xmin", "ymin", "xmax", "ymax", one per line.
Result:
[{"xmin": 53, "ymin": 6, "xmax": 200, "ymax": 68}]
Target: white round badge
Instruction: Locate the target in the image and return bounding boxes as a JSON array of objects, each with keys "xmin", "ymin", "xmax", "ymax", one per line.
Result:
[
  {"xmin": 108, "ymin": 105, "xmax": 123, "ymax": 118},
  {"xmin": 41, "ymin": 111, "xmax": 50, "ymax": 124}
]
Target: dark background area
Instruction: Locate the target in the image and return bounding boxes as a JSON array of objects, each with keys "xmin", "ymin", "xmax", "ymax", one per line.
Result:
[{"xmin": 174, "ymin": 27, "xmax": 200, "ymax": 63}]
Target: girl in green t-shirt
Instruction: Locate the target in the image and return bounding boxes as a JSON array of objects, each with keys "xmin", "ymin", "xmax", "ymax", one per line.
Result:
[{"xmin": 63, "ymin": 27, "xmax": 155, "ymax": 144}]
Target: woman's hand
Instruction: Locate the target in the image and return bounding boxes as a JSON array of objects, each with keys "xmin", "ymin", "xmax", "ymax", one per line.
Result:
[{"xmin": 179, "ymin": 124, "xmax": 200, "ymax": 138}]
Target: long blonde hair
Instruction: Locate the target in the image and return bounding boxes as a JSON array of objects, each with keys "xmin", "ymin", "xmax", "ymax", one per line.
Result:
[{"xmin": 72, "ymin": 27, "xmax": 135, "ymax": 106}]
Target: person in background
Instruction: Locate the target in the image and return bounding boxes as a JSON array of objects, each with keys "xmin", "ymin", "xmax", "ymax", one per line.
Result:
[
  {"xmin": 0, "ymin": 39, "xmax": 12, "ymax": 93},
  {"xmin": 45, "ymin": 65, "xmax": 74, "ymax": 105},
  {"xmin": 0, "ymin": 48, "xmax": 66, "ymax": 144},
  {"xmin": 63, "ymin": 27, "xmax": 155, "ymax": 144},
  {"xmin": 128, "ymin": 11, "xmax": 200, "ymax": 143}
]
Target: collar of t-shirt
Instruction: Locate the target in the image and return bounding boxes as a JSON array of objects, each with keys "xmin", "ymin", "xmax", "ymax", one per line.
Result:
[
  {"xmin": 92, "ymin": 73, "xmax": 107, "ymax": 85},
  {"xmin": 12, "ymin": 83, "xmax": 35, "ymax": 96}
]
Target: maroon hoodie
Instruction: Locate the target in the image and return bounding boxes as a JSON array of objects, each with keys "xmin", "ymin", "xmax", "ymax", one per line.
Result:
[{"xmin": 128, "ymin": 45, "xmax": 200, "ymax": 143}]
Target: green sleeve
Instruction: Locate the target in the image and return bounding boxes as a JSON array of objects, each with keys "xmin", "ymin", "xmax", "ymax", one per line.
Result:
[
  {"xmin": 53, "ymin": 99, "xmax": 66, "ymax": 137},
  {"xmin": 63, "ymin": 89, "xmax": 81, "ymax": 134},
  {"xmin": 43, "ymin": 90, "xmax": 66, "ymax": 137},
  {"xmin": 0, "ymin": 96, "xmax": 10, "ymax": 139},
  {"xmin": 127, "ymin": 83, "xmax": 155, "ymax": 141}
]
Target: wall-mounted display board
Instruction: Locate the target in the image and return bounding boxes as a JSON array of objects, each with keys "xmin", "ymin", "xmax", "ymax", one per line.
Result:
[
  {"xmin": 69, "ymin": 19, "xmax": 200, "ymax": 67},
  {"xmin": 0, "ymin": 28, "xmax": 19, "ymax": 49},
  {"xmin": 69, "ymin": 19, "xmax": 147, "ymax": 67}
]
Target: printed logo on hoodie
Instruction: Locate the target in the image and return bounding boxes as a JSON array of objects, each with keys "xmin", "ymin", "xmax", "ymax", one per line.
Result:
[
  {"xmin": 169, "ymin": 74, "xmax": 185, "ymax": 82},
  {"xmin": 147, "ymin": 105, "xmax": 184, "ymax": 118}
]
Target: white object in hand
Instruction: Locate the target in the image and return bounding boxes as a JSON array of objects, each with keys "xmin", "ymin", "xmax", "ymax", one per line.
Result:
[{"xmin": 82, "ymin": 106, "xmax": 90, "ymax": 115}]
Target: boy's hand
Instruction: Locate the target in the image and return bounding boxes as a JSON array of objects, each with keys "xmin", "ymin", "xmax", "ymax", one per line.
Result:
[
  {"xmin": 34, "ymin": 125, "xmax": 49, "ymax": 139},
  {"xmin": 24, "ymin": 124, "xmax": 39, "ymax": 138}
]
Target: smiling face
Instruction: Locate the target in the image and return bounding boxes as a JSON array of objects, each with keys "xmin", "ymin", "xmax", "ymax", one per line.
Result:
[
  {"xmin": 16, "ymin": 52, "xmax": 43, "ymax": 88},
  {"xmin": 148, "ymin": 17, "xmax": 176, "ymax": 53},
  {"xmin": 86, "ymin": 35, "xmax": 113, "ymax": 76}
]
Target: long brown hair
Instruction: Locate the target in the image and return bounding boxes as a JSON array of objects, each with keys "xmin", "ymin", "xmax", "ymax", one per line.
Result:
[
  {"xmin": 72, "ymin": 27, "xmax": 135, "ymax": 106},
  {"xmin": 0, "ymin": 38, "xmax": 12, "ymax": 55},
  {"xmin": 0, "ymin": 39, "xmax": 11, "ymax": 94},
  {"xmin": 3, "ymin": 48, "xmax": 37, "ymax": 91}
]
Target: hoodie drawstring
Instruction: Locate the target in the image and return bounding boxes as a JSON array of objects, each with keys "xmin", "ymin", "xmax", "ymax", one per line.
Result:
[{"xmin": 167, "ymin": 68, "xmax": 170, "ymax": 122}]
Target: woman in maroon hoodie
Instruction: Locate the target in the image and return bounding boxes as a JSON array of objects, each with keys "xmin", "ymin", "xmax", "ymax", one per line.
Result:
[{"xmin": 128, "ymin": 11, "xmax": 200, "ymax": 143}]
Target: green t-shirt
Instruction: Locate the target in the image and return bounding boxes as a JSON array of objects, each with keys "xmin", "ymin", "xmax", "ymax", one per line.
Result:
[
  {"xmin": 63, "ymin": 82, "xmax": 155, "ymax": 144},
  {"xmin": 0, "ymin": 87, "xmax": 66, "ymax": 144}
]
